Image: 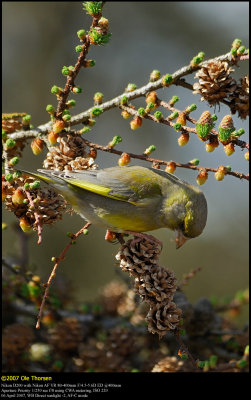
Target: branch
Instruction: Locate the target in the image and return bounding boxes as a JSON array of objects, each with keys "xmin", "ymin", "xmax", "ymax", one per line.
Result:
[
  {"xmin": 36, "ymin": 222, "xmax": 91, "ymax": 329},
  {"xmin": 7, "ymin": 50, "xmax": 249, "ymax": 141},
  {"xmin": 80, "ymin": 135, "xmax": 249, "ymax": 181}
]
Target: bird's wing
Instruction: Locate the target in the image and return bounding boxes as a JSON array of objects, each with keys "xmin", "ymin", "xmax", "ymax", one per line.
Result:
[{"xmin": 37, "ymin": 166, "xmax": 165, "ymax": 205}]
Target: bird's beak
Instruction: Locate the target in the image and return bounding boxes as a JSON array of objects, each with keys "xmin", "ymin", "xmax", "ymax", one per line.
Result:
[{"xmin": 175, "ymin": 230, "xmax": 188, "ymax": 249}]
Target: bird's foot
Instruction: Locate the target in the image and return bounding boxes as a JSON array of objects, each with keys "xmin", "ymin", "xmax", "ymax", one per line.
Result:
[
  {"xmin": 123, "ymin": 231, "xmax": 163, "ymax": 249},
  {"xmin": 105, "ymin": 230, "xmax": 125, "ymax": 244}
]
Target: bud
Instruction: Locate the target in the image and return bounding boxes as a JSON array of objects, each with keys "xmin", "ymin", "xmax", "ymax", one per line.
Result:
[
  {"xmin": 232, "ymin": 38, "xmax": 242, "ymax": 49},
  {"xmin": 118, "ymin": 152, "xmax": 131, "ymax": 166},
  {"xmin": 196, "ymin": 169, "xmax": 208, "ymax": 185},
  {"xmin": 125, "ymin": 83, "xmax": 137, "ymax": 92},
  {"xmin": 84, "ymin": 59, "xmax": 96, "ymax": 68},
  {"xmin": 20, "ymin": 217, "xmax": 32, "ymax": 233},
  {"xmin": 108, "ymin": 136, "xmax": 122, "ymax": 148},
  {"xmin": 24, "ymin": 182, "xmax": 30, "ymax": 190},
  {"xmin": 12, "ymin": 188, "xmax": 26, "ymax": 205},
  {"xmin": 154, "ymin": 111, "xmax": 163, "ymax": 121},
  {"xmin": 75, "ymin": 45, "xmax": 83, "ymax": 53},
  {"xmin": 72, "ymin": 86, "xmax": 82, "ymax": 94},
  {"xmin": 62, "ymin": 66, "xmax": 71, "ymax": 75},
  {"xmin": 9, "ymin": 157, "xmax": 19, "ymax": 166},
  {"xmin": 98, "ymin": 17, "xmax": 109, "ymax": 29},
  {"xmin": 5, "ymin": 173, "xmax": 13, "ymax": 182},
  {"xmin": 205, "ymin": 142, "xmax": 216, "ymax": 153},
  {"xmin": 169, "ymin": 96, "xmax": 179, "ymax": 106},
  {"xmin": 77, "ymin": 29, "xmax": 86, "ymax": 40},
  {"xmin": 231, "ymin": 47, "xmax": 238, "ymax": 57},
  {"xmin": 13, "ymin": 170, "xmax": 22, "ymax": 179},
  {"xmin": 121, "ymin": 110, "xmax": 131, "ymax": 119},
  {"xmin": 130, "ymin": 116, "xmax": 142, "ymax": 130},
  {"xmin": 48, "ymin": 131, "xmax": 59, "ymax": 145},
  {"xmin": 149, "ymin": 70, "xmax": 161, "ymax": 82},
  {"xmin": 237, "ymin": 45, "xmax": 246, "ymax": 56},
  {"xmin": 218, "ymin": 115, "xmax": 235, "ymax": 144},
  {"xmin": 22, "ymin": 115, "xmax": 31, "ymax": 127},
  {"xmin": 196, "ymin": 111, "xmax": 215, "ymax": 141},
  {"xmin": 66, "ymin": 99, "xmax": 76, "ymax": 108},
  {"xmin": 80, "ymin": 126, "xmax": 90, "ymax": 134},
  {"xmin": 46, "ymin": 104, "xmax": 55, "ymax": 114},
  {"xmin": 5, "ymin": 138, "xmax": 16, "ymax": 150},
  {"xmin": 173, "ymin": 122, "xmax": 182, "ymax": 131},
  {"xmin": 120, "ymin": 96, "xmax": 128, "ymax": 105},
  {"xmin": 31, "ymin": 138, "xmax": 44, "ymax": 155},
  {"xmin": 231, "ymin": 128, "xmax": 245, "ymax": 138},
  {"xmin": 51, "ymin": 85, "xmax": 62, "ymax": 95},
  {"xmin": 185, "ymin": 104, "xmax": 197, "ymax": 113},
  {"xmin": 178, "ymin": 132, "xmax": 189, "ymax": 146},
  {"xmin": 62, "ymin": 114, "xmax": 71, "ymax": 122},
  {"xmin": 138, "ymin": 107, "xmax": 146, "ymax": 117},
  {"xmin": 93, "ymin": 92, "xmax": 104, "ymax": 105},
  {"xmin": 145, "ymin": 102, "xmax": 157, "ymax": 112},
  {"xmin": 224, "ymin": 142, "xmax": 235, "ymax": 156},
  {"xmin": 165, "ymin": 161, "xmax": 176, "ymax": 174},
  {"xmin": 144, "ymin": 145, "xmax": 156, "ymax": 155},
  {"xmin": 161, "ymin": 74, "xmax": 173, "ymax": 87},
  {"xmin": 176, "ymin": 112, "xmax": 186, "ymax": 126},
  {"xmin": 90, "ymin": 107, "xmax": 103, "ymax": 117},
  {"xmin": 29, "ymin": 180, "xmax": 40, "ymax": 190},
  {"xmin": 53, "ymin": 120, "xmax": 65, "ymax": 134},
  {"xmin": 244, "ymin": 152, "xmax": 249, "ymax": 161},
  {"xmin": 83, "ymin": 229, "xmax": 89, "ymax": 235},
  {"xmin": 190, "ymin": 52, "xmax": 205, "ymax": 66},
  {"xmin": 168, "ymin": 111, "xmax": 179, "ymax": 120},
  {"xmin": 209, "ymin": 355, "xmax": 218, "ymax": 369},
  {"xmin": 189, "ymin": 158, "xmax": 200, "ymax": 166},
  {"xmin": 215, "ymin": 165, "xmax": 227, "ymax": 181},
  {"xmin": 146, "ymin": 91, "xmax": 157, "ymax": 104}
]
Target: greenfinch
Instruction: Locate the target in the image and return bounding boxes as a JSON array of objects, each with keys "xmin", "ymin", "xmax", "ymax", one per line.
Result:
[{"xmin": 25, "ymin": 165, "xmax": 207, "ymax": 248}]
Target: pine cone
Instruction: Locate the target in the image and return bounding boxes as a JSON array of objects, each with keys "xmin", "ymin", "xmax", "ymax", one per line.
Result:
[
  {"xmin": 115, "ymin": 238, "xmax": 161, "ymax": 275},
  {"xmin": 229, "ymin": 75, "xmax": 249, "ymax": 119},
  {"xmin": 146, "ymin": 302, "xmax": 182, "ymax": 338},
  {"xmin": 3, "ymin": 175, "xmax": 67, "ymax": 229},
  {"xmin": 43, "ymin": 134, "xmax": 98, "ymax": 171},
  {"xmin": 48, "ymin": 317, "xmax": 84, "ymax": 353},
  {"xmin": 98, "ymin": 280, "xmax": 128, "ymax": 315},
  {"xmin": 193, "ymin": 61, "xmax": 236, "ymax": 105},
  {"xmin": 135, "ymin": 265, "xmax": 177, "ymax": 304},
  {"xmin": 2, "ymin": 323, "xmax": 34, "ymax": 359},
  {"xmin": 105, "ymin": 326, "xmax": 136, "ymax": 357},
  {"xmin": 2, "ymin": 114, "xmax": 27, "ymax": 158},
  {"xmin": 152, "ymin": 356, "xmax": 185, "ymax": 372}
]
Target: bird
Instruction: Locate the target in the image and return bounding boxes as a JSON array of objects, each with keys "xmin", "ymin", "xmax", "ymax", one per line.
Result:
[{"xmin": 24, "ymin": 165, "xmax": 208, "ymax": 248}]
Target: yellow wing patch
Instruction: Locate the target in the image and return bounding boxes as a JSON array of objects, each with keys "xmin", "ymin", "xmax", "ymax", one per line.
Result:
[{"xmin": 65, "ymin": 178, "xmax": 138, "ymax": 205}]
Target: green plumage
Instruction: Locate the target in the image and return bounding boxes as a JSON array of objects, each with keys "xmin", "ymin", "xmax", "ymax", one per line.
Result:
[{"xmin": 24, "ymin": 166, "xmax": 208, "ymax": 243}]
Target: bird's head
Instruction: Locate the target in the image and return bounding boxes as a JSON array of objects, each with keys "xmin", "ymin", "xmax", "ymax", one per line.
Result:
[{"xmin": 163, "ymin": 184, "xmax": 208, "ymax": 248}]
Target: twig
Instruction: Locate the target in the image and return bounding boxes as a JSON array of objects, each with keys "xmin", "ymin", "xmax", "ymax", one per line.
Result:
[
  {"xmin": 80, "ymin": 135, "xmax": 249, "ymax": 181},
  {"xmin": 175, "ymin": 331, "xmax": 198, "ymax": 369},
  {"xmin": 36, "ymin": 222, "xmax": 92, "ymax": 329},
  {"xmin": 177, "ymin": 267, "xmax": 202, "ymax": 290},
  {"xmin": 7, "ymin": 50, "xmax": 249, "ymax": 141}
]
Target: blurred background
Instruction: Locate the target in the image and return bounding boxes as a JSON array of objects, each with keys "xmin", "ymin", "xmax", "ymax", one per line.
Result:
[{"xmin": 2, "ymin": 2, "xmax": 249, "ymax": 324}]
